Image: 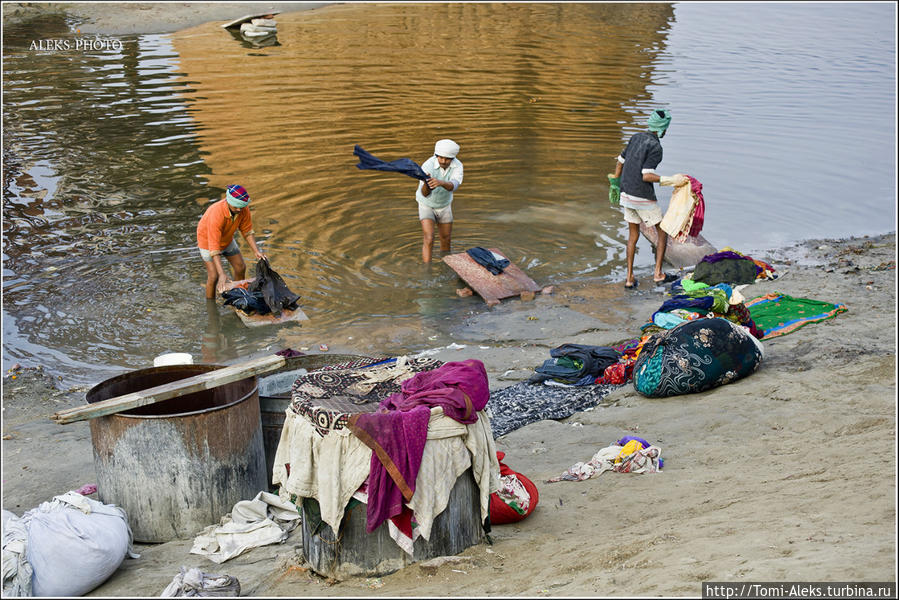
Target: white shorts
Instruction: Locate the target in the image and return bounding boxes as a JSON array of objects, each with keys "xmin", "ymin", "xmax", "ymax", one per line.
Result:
[
  {"xmin": 622, "ymin": 204, "xmax": 663, "ymax": 226},
  {"xmin": 418, "ymin": 202, "xmax": 453, "ymax": 224}
]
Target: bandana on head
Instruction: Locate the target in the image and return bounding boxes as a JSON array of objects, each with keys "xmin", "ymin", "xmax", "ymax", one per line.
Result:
[
  {"xmin": 434, "ymin": 139, "xmax": 460, "ymax": 159},
  {"xmin": 647, "ymin": 109, "xmax": 672, "ymax": 133},
  {"xmin": 225, "ymin": 184, "xmax": 250, "ymax": 208}
]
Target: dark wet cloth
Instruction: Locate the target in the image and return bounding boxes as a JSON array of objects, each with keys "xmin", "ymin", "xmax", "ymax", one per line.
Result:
[
  {"xmin": 632, "ymin": 317, "xmax": 763, "ymax": 398},
  {"xmin": 656, "ymin": 294, "xmax": 718, "ymax": 315},
  {"xmin": 692, "ymin": 257, "xmax": 760, "ymax": 286},
  {"xmin": 222, "ymin": 287, "xmax": 270, "ymax": 314},
  {"xmin": 353, "ymin": 144, "xmax": 429, "ymax": 181},
  {"xmin": 529, "ymin": 344, "xmax": 622, "ymax": 384},
  {"xmin": 250, "ymin": 259, "xmax": 301, "ymax": 316},
  {"xmin": 488, "ymin": 381, "xmax": 620, "ymax": 438},
  {"xmin": 466, "ymin": 247, "xmax": 510, "ymax": 275}
]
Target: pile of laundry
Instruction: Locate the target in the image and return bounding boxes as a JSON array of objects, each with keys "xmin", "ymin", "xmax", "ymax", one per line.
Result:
[
  {"xmin": 581, "ymin": 247, "xmax": 846, "ymax": 399},
  {"xmin": 221, "ymin": 259, "xmax": 301, "ymax": 316}
]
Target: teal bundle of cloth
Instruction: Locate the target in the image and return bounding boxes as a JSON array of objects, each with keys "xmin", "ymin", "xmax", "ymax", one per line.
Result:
[{"xmin": 633, "ymin": 317, "xmax": 764, "ymax": 398}]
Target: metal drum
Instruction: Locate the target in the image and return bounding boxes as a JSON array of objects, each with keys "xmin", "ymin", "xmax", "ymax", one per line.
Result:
[
  {"xmin": 85, "ymin": 364, "xmax": 267, "ymax": 543},
  {"xmin": 258, "ymin": 354, "xmax": 386, "ymax": 487}
]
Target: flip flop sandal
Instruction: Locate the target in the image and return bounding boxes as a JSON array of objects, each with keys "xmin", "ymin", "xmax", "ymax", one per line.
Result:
[
  {"xmin": 624, "ymin": 280, "xmax": 639, "ymax": 290},
  {"xmin": 653, "ymin": 273, "xmax": 678, "ymax": 284}
]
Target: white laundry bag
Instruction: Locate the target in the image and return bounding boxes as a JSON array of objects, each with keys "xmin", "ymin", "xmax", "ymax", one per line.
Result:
[{"xmin": 24, "ymin": 492, "xmax": 137, "ymax": 597}]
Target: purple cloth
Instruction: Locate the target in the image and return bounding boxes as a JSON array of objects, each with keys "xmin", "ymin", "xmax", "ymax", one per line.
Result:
[
  {"xmin": 352, "ymin": 359, "xmax": 491, "ymax": 533},
  {"xmin": 380, "ymin": 359, "xmax": 490, "ymax": 423},
  {"xmin": 350, "ymin": 406, "xmax": 431, "ymax": 533},
  {"xmin": 616, "ymin": 435, "xmax": 651, "ymax": 448}
]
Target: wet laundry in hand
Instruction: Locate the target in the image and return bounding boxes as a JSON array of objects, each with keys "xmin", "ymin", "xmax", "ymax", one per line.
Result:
[
  {"xmin": 250, "ymin": 259, "xmax": 300, "ymax": 316},
  {"xmin": 221, "ymin": 260, "xmax": 301, "ymax": 317}
]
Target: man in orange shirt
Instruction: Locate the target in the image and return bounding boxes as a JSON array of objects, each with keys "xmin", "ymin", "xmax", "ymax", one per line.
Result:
[{"xmin": 196, "ymin": 184, "xmax": 266, "ymax": 299}]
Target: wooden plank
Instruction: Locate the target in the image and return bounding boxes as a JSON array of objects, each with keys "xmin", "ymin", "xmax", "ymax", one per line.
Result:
[
  {"xmin": 51, "ymin": 354, "xmax": 286, "ymax": 424},
  {"xmin": 221, "ymin": 11, "xmax": 280, "ymax": 29},
  {"xmin": 220, "ymin": 279, "xmax": 309, "ymax": 327},
  {"xmin": 442, "ymin": 248, "xmax": 540, "ymax": 306},
  {"xmin": 639, "ymin": 223, "xmax": 717, "ymax": 270}
]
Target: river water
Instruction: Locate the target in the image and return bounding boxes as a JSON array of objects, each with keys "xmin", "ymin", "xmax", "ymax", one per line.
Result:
[{"xmin": 2, "ymin": 3, "xmax": 895, "ymax": 385}]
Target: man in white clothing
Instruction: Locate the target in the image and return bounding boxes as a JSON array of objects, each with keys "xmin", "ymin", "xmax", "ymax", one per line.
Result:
[{"xmin": 416, "ymin": 139, "xmax": 463, "ymax": 263}]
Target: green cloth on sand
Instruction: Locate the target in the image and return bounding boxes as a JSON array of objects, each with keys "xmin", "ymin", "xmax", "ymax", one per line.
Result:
[{"xmin": 745, "ymin": 292, "xmax": 848, "ymax": 339}]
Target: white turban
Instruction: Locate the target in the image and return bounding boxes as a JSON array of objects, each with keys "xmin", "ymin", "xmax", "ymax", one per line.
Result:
[{"xmin": 434, "ymin": 139, "xmax": 460, "ymax": 159}]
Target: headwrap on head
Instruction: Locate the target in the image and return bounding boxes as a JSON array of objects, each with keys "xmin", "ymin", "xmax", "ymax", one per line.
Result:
[
  {"xmin": 225, "ymin": 184, "xmax": 250, "ymax": 208},
  {"xmin": 434, "ymin": 139, "xmax": 460, "ymax": 159},
  {"xmin": 647, "ymin": 109, "xmax": 672, "ymax": 133}
]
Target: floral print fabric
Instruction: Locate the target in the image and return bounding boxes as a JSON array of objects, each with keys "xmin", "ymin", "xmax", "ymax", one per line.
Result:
[{"xmin": 632, "ymin": 317, "xmax": 764, "ymax": 398}]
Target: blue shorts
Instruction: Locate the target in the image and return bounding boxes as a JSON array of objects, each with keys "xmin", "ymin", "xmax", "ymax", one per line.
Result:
[{"xmin": 199, "ymin": 239, "xmax": 240, "ymax": 262}]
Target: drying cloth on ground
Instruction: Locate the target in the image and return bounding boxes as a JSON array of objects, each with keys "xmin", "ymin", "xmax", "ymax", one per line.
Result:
[
  {"xmin": 720, "ymin": 247, "xmax": 778, "ymax": 280},
  {"xmin": 655, "ymin": 294, "xmax": 719, "ymax": 315},
  {"xmin": 692, "ymin": 257, "xmax": 760, "ymax": 286},
  {"xmin": 249, "ymin": 259, "xmax": 300, "ymax": 317},
  {"xmin": 161, "ymin": 567, "xmax": 240, "ymax": 597},
  {"xmin": 351, "ymin": 359, "xmax": 491, "ymax": 533},
  {"xmin": 528, "ymin": 344, "xmax": 621, "ymax": 385},
  {"xmin": 546, "ymin": 443, "xmax": 662, "ymax": 482},
  {"xmin": 745, "ymin": 292, "xmax": 848, "ymax": 339},
  {"xmin": 466, "ymin": 247, "xmax": 510, "ymax": 275},
  {"xmin": 659, "ymin": 175, "xmax": 704, "ymax": 242},
  {"xmin": 632, "ymin": 317, "xmax": 764, "ymax": 398},
  {"xmin": 354, "ymin": 144, "xmax": 429, "ymax": 181},
  {"xmin": 190, "ymin": 491, "xmax": 301, "ymax": 564},
  {"xmin": 488, "ymin": 381, "xmax": 620, "ymax": 438}
]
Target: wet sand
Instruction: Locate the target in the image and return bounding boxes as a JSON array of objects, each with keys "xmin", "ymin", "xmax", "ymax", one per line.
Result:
[{"xmin": 3, "ymin": 232, "xmax": 895, "ymax": 597}]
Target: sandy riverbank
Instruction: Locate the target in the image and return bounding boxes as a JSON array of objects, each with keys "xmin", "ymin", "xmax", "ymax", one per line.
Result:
[{"xmin": 2, "ymin": 232, "xmax": 896, "ymax": 597}]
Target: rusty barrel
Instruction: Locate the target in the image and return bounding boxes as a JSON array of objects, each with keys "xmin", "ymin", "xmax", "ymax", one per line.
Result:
[{"xmin": 86, "ymin": 364, "xmax": 267, "ymax": 543}]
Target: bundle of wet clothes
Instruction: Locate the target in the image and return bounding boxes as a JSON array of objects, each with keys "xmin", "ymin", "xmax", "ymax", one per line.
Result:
[
  {"xmin": 466, "ymin": 247, "xmax": 510, "ymax": 275},
  {"xmin": 221, "ymin": 259, "xmax": 301, "ymax": 316},
  {"xmin": 528, "ymin": 343, "xmax": 622, "ymax": 386}
]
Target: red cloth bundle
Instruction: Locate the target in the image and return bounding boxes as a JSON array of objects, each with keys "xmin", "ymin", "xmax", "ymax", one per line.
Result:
[{"xmin": 489, "ymin": 452, "xmax": 539, "ymax": 524}]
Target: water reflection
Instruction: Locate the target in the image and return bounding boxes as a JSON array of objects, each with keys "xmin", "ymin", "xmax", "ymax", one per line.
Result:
[
  {"xmin": 168, "ymin": 1, "xmax": 676, "ymax": 333},
  {"xmin": 4, "ymin": 2, "xmax": 893, "ymax": 385}
]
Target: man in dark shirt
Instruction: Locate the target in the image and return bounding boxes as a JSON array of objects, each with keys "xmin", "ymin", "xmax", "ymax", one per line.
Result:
[{"xmin": 611, "ymin": 109, "xmax": 687, "ymax": 289}]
